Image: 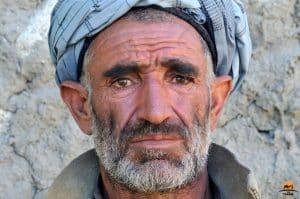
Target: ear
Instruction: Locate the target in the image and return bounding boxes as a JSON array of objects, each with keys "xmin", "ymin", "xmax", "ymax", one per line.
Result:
[
  {"xmin": 210, "ymin": 75, "xmax": 232, "ymax": 131},
  {"xmin": 60, "ymin": 81, "xmax": 92, "ymax": 135}
]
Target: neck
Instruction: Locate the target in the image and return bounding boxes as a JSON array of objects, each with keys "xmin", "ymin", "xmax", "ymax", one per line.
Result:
[{"xmin": 99, "ymin": 166, "xmax": 211, "ymax": 199}]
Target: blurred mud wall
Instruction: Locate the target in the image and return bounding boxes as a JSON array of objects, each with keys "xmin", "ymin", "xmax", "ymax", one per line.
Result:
[{"xmin": 0, "ymin": 0, "xmax": 299, "ymax": 198}]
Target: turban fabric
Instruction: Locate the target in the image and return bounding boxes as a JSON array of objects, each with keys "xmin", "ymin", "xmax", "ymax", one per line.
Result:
[{"xmin": 48, "ymin": 0, "xmax": 252, "ymax": 91}]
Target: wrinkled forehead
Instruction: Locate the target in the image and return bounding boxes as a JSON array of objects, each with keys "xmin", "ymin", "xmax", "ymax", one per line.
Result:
[
  {"xmin": 80, "ymin": 7, "xmax": 214, "ymax": 76},
  {"xmin": 83, "ymin": 18, "xmax": 206, "ymax": 74},
  {"xmin": 88, "ymin": 15, "xmax": 201, "ymax": 53}
]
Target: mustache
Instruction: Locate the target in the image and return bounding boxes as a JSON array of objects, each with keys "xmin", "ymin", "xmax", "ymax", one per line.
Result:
[{"xmin": 118, "ymin": 120, "xmax": 190, "ymax": 146}]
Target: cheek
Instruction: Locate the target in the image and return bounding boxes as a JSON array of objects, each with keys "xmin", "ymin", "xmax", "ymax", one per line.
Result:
[
  {"xmin": 170, "ymin": 84, "xmax": 209, "ymax": 126},
  {"xmin": 92, "ymin": 88, "xmax": 137, "ymax": 133},
  {"xmin": 91, "ymin": 89, "xmax": 110, "ymax": 120},
  {"xmin": 110, "ymin": 99, "xmax": 136, "ymax": 133}
]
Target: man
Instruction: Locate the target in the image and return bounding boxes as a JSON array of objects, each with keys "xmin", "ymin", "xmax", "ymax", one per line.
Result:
[{"xmin": 46, "ymin": 0, "xmax": 260, "ymax": 198}]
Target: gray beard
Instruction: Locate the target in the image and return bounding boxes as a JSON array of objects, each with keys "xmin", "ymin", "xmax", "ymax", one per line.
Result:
[{"xmin": 92, "ymin": 109, "xmax": 211, "ymax": 193}]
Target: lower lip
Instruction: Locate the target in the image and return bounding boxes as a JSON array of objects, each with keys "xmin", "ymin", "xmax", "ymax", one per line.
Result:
[{"xmin": 130, "ymin": 139, "xmax": 183, "ymax": 149}]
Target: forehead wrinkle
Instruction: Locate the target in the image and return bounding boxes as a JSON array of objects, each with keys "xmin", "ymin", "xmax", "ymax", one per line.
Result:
[
  {"xmin": 89, "ymin": 35, "xmax": 187, "ymax": 64},
  {"xmin": 91, "ymin": 19, "xmax": 194, "ymax": 49},
  {"xmin": 120, "ymin": 47, "xmax": 198, "ymax": 71},
  {"xmin": 177, "ymin": 25, "xmax": 203, "ymax": 52},
  {"xmin": 90, "ymin": 38, "xmax": 198, "ymax": 69},
  {"xmin": 89, "ymin": 15, "xmax": 198, "ymax": 45},
  {"xmin": 86, "ymin": 19, "xmax": 204, "ymax": 74},
  {"xmin": 97, "ymin": 34, "xmax": 190, "ymax": 51},
  {"xmin": 96, "ymin": 32, "xmax": 198, "ymax": 59},
  {"xmin": 121, "ymin": 42, "xmax": 195, "ymax": 55}
]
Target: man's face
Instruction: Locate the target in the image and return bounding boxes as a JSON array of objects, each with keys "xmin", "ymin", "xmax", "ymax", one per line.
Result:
[{"xmin": 85, "ymin": 18, "xmax": 212, "ymax": 192}]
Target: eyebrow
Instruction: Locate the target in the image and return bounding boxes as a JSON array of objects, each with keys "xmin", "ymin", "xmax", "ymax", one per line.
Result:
[
  {"xmin": 160, "ymin": 58, "xmax": 199, "ymax": 77},
  {"xmin": 103, "ymin": 59, "xmax": 199, "ymax": 78},
  {"xmin": 103, "ymin": 63, "xmax": 140, "ymax": 78}
]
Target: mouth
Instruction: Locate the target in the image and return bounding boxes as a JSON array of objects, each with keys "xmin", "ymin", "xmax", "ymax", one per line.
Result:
[{"xmin": 129, "ymin": 133, "xmax": 184, "ymax": 149}]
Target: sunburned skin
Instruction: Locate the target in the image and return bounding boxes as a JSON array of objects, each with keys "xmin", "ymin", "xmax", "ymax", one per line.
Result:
[
  {"xmin": 60, "ymin": 15, "xmax": 232, "ymax": 199},
  {"xmin": 86, "ymin": 19, "xmax": 210, "ymax": 136},
  {"xmin": 87, "ymin": 18, "xmax": 210, "ymax": 199}
]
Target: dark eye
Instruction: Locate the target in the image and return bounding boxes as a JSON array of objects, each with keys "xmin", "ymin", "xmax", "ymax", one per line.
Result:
[
  {"xmin": 171, "ymin": 75, "xmax": 193, "ymax": 85},
  {"xmin": 112, "ymin": 78, "xmax": 133, "ymax": 88}
]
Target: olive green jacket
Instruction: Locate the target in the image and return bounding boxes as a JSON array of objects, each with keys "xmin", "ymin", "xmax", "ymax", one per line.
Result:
[{"xmin": 46, "ymin": 143, "xmax": 261, "ymax": 199}]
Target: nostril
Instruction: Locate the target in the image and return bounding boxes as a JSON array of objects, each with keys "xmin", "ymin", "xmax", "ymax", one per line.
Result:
[{"xmin": 137, "ymin": 100, "xmax": 172, "ymax": 125}]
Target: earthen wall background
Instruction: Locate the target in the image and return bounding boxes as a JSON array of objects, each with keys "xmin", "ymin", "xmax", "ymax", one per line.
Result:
[{"xmin": 0, "ymin": 0, "xmax": 299, "ymax": 198}]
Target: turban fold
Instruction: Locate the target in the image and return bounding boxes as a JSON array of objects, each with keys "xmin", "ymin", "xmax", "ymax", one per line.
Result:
[{"xmin": 48, "ymin": 0, "xmax": 252, "ymax": 91}]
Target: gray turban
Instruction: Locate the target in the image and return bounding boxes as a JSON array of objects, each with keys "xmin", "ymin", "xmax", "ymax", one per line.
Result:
[{"xmin": 48, "ymin": 0, "xmax": 252, "ymax": 91}]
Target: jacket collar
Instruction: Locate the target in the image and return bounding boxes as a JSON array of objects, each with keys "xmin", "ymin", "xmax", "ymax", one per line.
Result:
[{"xmin": 207, "ymin": 144, "xmax": 261, "ymax": 199}]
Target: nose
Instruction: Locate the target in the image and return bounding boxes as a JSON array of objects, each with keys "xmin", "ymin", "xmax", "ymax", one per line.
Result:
[{"xmin": 136, "ymin": 78, "xmax": 173, "ymax": 124}]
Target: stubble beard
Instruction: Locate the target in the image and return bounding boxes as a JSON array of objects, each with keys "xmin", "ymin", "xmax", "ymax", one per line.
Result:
[{"xmin": 92, "ymin": 108, "xmax": 211, "ymax": 193}]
